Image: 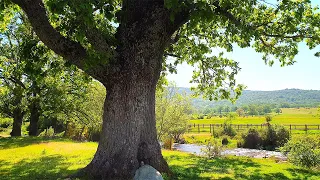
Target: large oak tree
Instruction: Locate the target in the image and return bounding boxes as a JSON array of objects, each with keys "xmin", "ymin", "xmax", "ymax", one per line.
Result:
[{"xmin": 2, "ymin": 0, "xmax": 320, "ymax": 179}]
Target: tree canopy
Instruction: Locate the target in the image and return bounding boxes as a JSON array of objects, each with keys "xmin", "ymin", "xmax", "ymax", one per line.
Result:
[
  {"xmin": 2, "ymin": 0, "xmax": 319, "ymax": 101},
  {"xmin": 2, "ymin": 0, "xmax": 320, "ymax": 179}
]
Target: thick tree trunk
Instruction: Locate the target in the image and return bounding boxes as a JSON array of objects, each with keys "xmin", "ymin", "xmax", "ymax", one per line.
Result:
[
  {"xmin": 10, "ymin": 108, "xmax": 24, "ymax": 137},
  {"xmin": 81, "ymin": 5, "xmax": 176, "ymax": 178},
  {"xmin": 83, "ymin": 78, "xmax": 169, "ymax": 179},
  {"xmin": 12, "ymin": 1, "xmax": 188, "ymax": 178},
  {"xmin": 28, "ymin": 85, "xmax": 41, "ymax": 136},
  {"xmin": 10, "ymin": 0, "xmax": 190, "ymax": 179},
  {"xmin": 28, "ymin": 100, "xmax": 40, "ymax": 136},
  {"xmin": 10, "ymin": 86, "xmax": 25, "ymax": 137}
]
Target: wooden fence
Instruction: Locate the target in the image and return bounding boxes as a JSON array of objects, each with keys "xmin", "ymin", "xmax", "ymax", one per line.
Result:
[{"xmin": 187, "ymin": 123, "xmax": 320, "ymax": 135}]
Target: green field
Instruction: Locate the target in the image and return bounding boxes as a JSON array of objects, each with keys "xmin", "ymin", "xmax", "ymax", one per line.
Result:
[
  {"xmin": 190, "ymin": 108, "xmax": 320, "ymax": 125},
  {"xmin": 0, "ymin": 137, "xmax": 319, "ymax": 180}
]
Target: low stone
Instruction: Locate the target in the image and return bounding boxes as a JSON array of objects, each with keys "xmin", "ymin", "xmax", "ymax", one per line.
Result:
[{"xmin": 133, "ymin": 165, "xmax": 164, "ymax": 180}]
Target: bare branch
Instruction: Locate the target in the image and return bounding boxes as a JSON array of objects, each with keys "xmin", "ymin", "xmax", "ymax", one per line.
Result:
[{"xmin": 164, "ymin": 53, "xmax": 181, "ymax": 58}]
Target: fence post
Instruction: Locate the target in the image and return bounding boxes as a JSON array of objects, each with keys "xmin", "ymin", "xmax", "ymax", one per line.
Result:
[
  {"xmin": 238, "ymin": 125, "xmax": 240, "ymax": 130},
  {"xmin": 212, "ymin": 124, "xmax": 215, "ymax": 136},
  {"xmin": 305, "ymin": 124, "xmax": 308, "ymax": 134},
  {"xmin": 203, "ymin": 124, "xmax": 204, "ymax": 128},
  {"xmin": 290, "ymin": 124, "xmax": 292, "ymax": 134},
  {"xmin": 318, "ymin": 125, "xmax": 320, "ymax": 130},
  {"xmin": 210, "ymin": 124, "xmax": 212, "ymax": 134},
  {"xmin": 198, "ymin": 124, "xmax": 200, "ymax": 133}
]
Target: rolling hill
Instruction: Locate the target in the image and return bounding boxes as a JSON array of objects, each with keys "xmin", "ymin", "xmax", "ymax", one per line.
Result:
[{"xmin": 177, "ymin": 88, "xmax": 320, "ymax": 109}]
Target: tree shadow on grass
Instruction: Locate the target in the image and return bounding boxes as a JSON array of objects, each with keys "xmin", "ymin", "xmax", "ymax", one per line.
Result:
[
  {"xmin": 165, "ymin": 153, "xmax": 320, "ymax": 180},
  {"xmin": 286, "ymin": 168, "xmax": 320, "ymax": 180},
  {"xmin": 233, "ymin": 172, "xmax": 291, "ymax": 180},
  {"xmin": 166, "ymin": 154, "xmax": 261, "ymax": 179},
  {"xmin": 0, "ymin": 155, "xmax": 80, "ymax": 180},
  {"xmin": 0, "ymin": 137, "xmax": 70, "ymax": 150}
]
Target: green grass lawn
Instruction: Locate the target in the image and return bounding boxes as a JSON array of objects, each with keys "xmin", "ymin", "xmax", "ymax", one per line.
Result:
[
  {"xmin": 190, "ymin": 108, "xmax": 320, "ymax": 125},
  {"xmin": 0, "ymin": 137, "xmax": 319, "ymax": 180},
  {"xmin": 188, "ymin": 108, "xmax": 320, "ymax": 135}
]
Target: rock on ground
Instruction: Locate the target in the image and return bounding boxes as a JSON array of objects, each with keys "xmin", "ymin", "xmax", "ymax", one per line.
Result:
[{"xmin": 133, "ymin": 165, "xmax": 164, "ymax": 180}]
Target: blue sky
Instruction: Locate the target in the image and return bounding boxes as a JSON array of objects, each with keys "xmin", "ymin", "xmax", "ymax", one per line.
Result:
[{"xmin": 167, "ymin": 1, "xmax": 320, "ymax": 91}]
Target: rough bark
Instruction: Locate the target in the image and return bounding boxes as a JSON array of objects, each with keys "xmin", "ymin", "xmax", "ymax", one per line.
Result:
[
  {"xmin": 10, "ymin": 85, "xmax": 25, "ymax": 136},
  {"xmin": 28, "ymin": 99, "xmax": 40, "ymax": 136},
  {"xmin": 28, "ymin": 84, "xmax": 41, "ymax": 136},
  {"xmin": 80, "ymin": 4, "xmax": 177, "ymax": 179},
  {"xmin": 13, "ymin": 0, "xmax": 189, "ymax": 179},
  {"xmin": 10, "ymin": 108, "xmax": 24, "ymax": 137},
  {"xmin": 83, "ymin": 79, "xmax": 166, "ymax": 179}
]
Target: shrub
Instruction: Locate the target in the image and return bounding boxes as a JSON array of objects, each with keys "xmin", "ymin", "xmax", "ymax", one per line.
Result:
[
  {"xmin": 234, "ymin": 134, "xmax": 244, "ymax": 148},
  {"xmin": 220, "ymin": 122, "xmax": 237, "ymax": 137},
  {"xmin": 88, "ymin": 126, "xmax": 101, "ymax": 142},
  {"xmin": 64, "ymin": 122, "xmax": 90, "ymax": 141},
  {"xmin": 260, "ymin": 125, "xmax": 290, "ymax": 150},
  {"xmin": 201, "ymin": 138, "xmax": 222, "ymax": 158},
  {"xmin": 241, "ymin": 128, "xmax": 262, "ymax": 149},
  {"xmin": 260, "ymin": 126, "xmax": 277, "ymax": 150},
  {"xmin": 238, "ymin": 125, "xmax": 290, "ymax": 150},
  {"xmin": 221, "ymin": 137, "xmax": 229, "ymax": 145},
  {"xmin": 39, "ymin": 126, "xmax": 55, "ymax": 137},
  {"xmin": 274, "ymin": 125, "xmax": 290, "ymax": 147},
  {"xmin": 0, "ymin": 118, "xmax": 12, "ymax": 128},
  {"xmin": 237, "ymin": 141, "xmax": 243, "ymax": 148},
  {"xmin": 280, "ymin": 136, "xmax": 320, "ymax": 168},
  {"xmin": 265, "ymin": 115, "xmax": 273, "ymax": 123}
]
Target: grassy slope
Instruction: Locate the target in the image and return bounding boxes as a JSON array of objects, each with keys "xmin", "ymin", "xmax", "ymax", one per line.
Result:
[
  {"xmin": 190, "ymin": 108, "xmax": 320, "ymax": 125},
  {"xmin": 0, "ymin": 137, "xmax": 319, "ymax": 180}
]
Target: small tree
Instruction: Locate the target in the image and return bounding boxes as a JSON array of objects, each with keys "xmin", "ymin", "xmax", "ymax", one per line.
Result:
[
  {"xmin": 275, "ymin": 108, "xmax": 282, "ymax": 114},
  {"xmin": 281, "ymin": 136, "xmax": 320, "ymax": 168},
  {"xmin": 236, "ymin": 108, "xmax": 245, "ymax": 117},
  {"xmin": 156, "ymin": 85, "xmax": 191, "ymax": 143},
  {"xmin": 265, "ymin": 115, "xmax": 273, "ymax": 123},
  {"xmin": 201, "ymin": 138, "xmax": 222, "ymax": 159}
]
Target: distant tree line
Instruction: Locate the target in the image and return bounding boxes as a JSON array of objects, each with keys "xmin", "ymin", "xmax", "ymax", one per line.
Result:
[
  {"xmin": 193, "ymin": 104, "xmax": 283, "ymax": 119},
  {"xmin": 177, "ymin": 87, "xmax": 320, "ymax": 110}
]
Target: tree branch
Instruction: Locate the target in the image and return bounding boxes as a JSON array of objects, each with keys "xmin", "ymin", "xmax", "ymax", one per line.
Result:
[
  {"xmin": 212, "ymin": 3, "xmax": 241, "ymax": 26},
  {"xmin": 262, "ymin": 33, "xmax": 313, "ymax": 39},
  {"xmin": 212, "ymin": 3, "xmax": 317, "ymax": 43},
  {"xmin": 11, "ymin": 0, "xmax": 87, "ymax": 71},
  {"xmin": 164, "ymin": 53, "xmax": 181, "ymax": 58},
  {"xmin": 9, "ymin": 77, "xmax": 26, "ymax": 89},
  {"xmin": 11, "ymin": 0, "xmax": 112, "ymax": 82}
]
